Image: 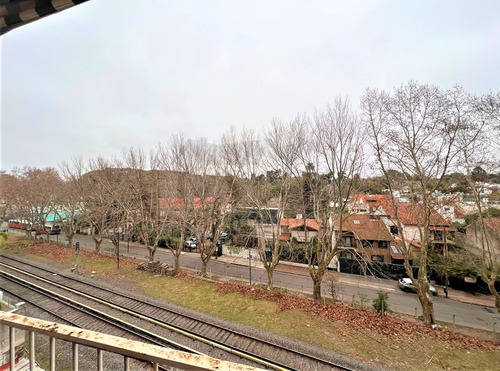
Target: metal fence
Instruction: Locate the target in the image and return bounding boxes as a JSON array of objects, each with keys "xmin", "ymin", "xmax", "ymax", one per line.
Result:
[{"xmin": 0, "ymin": 312, "xmax": 260, "ymax": 371}]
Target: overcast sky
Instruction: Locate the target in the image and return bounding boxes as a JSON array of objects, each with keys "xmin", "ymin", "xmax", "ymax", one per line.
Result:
[{"xmin": 1, "ymin": 0, "xmax": 499, "ymax": 171}]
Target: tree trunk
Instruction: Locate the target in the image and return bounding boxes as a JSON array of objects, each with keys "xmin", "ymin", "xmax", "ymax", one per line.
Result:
[
  {"xmin": 147, "ymin": 246, "xmax": 155, "ymax": 261},
  {"xmin": 93, "ymin": 237, "xmax": 102, "ymax": 253},
  {"xmin": 417, "ymin": 290, "xmax": 435, "ymax": 326},
  {"xmin": 201, "ymin": 259, "xmax": 208, "ymax": 276},
  {"xmin": 312, "ymin": 277, "xmax": 322, "ymax": 300},
  {"xmin": 310, "ymin": 264, "xmax": 326, "ymax": 300},
  {"xmin": 67, "ymin": 235, "xmax": 73, "ymax": 248},
  {"xmin": 265, "ymin": 267, "xmax": 274, "ymax": 290},
  {"xmin": 173, "ymin": 251, "xmax": 180, "ymax": 272},
  {"xmin": 486, "ymin": 276, "xmax": 500, "ymax": 315}
]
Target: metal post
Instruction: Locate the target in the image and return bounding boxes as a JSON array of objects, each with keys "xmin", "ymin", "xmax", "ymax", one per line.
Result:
[
  {"xmin": 29, "ymin": 331, "xmax": 35, "ymax": 371},
  {"xmin": 97, "ymin": 349, "xmax": 103, "ymax": 371},
  {"xmin": 73, "ymin": 343, "xmax": 79, "ymax": 371},
  {"xmin": 249, "ymin": 249, "xmax": 252, "ymax": 285},
  {"xmin": 124, "ymin": 357, "xmax": 130, "ymax": 371},
  {"xmin": 453, "ymin": 314, "xmax": 456, "ymax": 326},
  {"xmin": 75, "ymin": 242, "xmax": 80, "ymax": 273},
  {"xmin": 9, "ymin": 327, "xmax": 15, "ymax": 371},
  {"xmin": 127, "ymin": 235, "xmax": 130, "ymax": 254},
  {"xmin": 50, "ymin": 337, "xmax": 56, "ymax": 371},
  {"xmin": 117, "ymin": 229, "xmax": 120, "ymax": 270}
]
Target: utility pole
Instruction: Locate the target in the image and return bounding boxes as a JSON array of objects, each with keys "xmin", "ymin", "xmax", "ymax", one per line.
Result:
[
  {"xmin": 249, "ymin": 248, "xmax": 252, "ymax": 285},
  {"xmin": 75, "ymin": 242, "xmax": 80, "ymax": 273},
  {"xmin": 117, "ymin": 228, "xmax": 120, "ymax": 270}
]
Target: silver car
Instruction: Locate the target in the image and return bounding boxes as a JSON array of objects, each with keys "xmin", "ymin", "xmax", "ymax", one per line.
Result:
[{"xmin": 398, "ymin": 278, "xmax": 438, "ymax": 296}]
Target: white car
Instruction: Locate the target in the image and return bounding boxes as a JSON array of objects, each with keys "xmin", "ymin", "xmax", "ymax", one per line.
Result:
[
  {"xmin": 184, "ymin": 238, "xmax": 197, "ymax": 251},
  {"xmin": 398, "ymin": 278, "xmax": 438, "ymax": 296}
]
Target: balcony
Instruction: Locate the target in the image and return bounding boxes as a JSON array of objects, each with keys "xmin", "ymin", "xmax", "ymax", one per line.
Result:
[{"xmin": 0, "ymin": 311, "xmax": 260, "ymax": 371}]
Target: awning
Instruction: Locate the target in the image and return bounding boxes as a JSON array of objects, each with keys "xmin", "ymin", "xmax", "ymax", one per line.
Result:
[
  {"xmin": 390, "ymin": 245, "xmax": 404, "ymax": 260},
  {"xmin": 1, "ymin": 0, "xmax": 91, "ymax": 36}
]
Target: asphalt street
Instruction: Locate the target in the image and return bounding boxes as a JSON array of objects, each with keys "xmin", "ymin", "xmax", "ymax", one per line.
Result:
[{"xmin": 6, "ymin": 228, "xmax": 500, "ymax": 333}]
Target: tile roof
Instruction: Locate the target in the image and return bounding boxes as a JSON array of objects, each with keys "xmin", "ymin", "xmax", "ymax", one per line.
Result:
[
  {"xmin": 333, "ymin": 214, "xmax": 393, "ymax": 241},
  {"xmin": 354, "ymin": 194, "xmax": 388, "ymax": 207},
  {"xmin": 360, "ymin": 194, "xmax": 450, "ymax": 226},
  {"xmin": 280, "ymin": 218, "xmax": 320, "ymax": 231}
]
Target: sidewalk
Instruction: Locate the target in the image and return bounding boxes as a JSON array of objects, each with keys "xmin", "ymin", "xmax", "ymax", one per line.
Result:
[
  {"xmin": 216, "ymin": 254, "xmax": 497, "ymax": 309},
  {"xmin": 30, "ymin": 227, "xmax": 497, "ymax": 311}
]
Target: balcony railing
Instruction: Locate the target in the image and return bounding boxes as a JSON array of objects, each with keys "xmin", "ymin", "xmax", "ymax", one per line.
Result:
[{"xmin": 0, "ymin": 311, "xmax": 260, "ymax": 371}]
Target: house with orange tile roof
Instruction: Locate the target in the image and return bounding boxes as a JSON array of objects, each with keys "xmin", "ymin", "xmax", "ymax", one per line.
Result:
[
  {"xmin": 333, "ymin": 214, "xmax": 395, "ymax": 264},
  {"xmin": 279, "ymin": 217, "xmax": 319, "ymax": 243},
  {"xmin": 352, "ymin": 194, "xmax": 454, "ymax": 251}
]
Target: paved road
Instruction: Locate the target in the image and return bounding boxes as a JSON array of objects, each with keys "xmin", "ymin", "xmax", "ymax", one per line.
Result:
[{"xmin": 7, "ymin": 228, "xmax": 500, "ymax": 333}]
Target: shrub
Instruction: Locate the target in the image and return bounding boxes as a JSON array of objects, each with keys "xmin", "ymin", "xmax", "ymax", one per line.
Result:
[
  {"xmin": 326, "ymin": 275, "xmax": 340, "ymax": 299},
  {"xmin": 372, "ymin": 291, "xmax": 390, "ymax": 314}
]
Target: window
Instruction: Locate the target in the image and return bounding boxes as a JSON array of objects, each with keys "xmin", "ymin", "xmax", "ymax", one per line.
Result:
[
  {"xmin": 433, "ymin": 231, "xmax": 443, "ymax": 240},
  {"xmin": 378, "ymin": 241, "xmax": 388, "ymax": 249},
  {"xmin": 371, "ymin": 255, "xmax": 384, "ymax": 262},
  {"xmin": 362, "ymin": 240, "xmax": 374, "ymax": 248},
  {"xmin": 390, "ymin": 225, "xmax": 399, "ymax": 235},
  {"xmin": 340, "ymin": 251, "xmax": 353, "ymax": 259},
  {"xmin": 340, "ymin": 236, "xmax": 354, "ymax": 247}
]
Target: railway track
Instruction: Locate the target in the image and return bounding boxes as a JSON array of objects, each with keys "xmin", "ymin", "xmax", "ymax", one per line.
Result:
[{"xmin": 0, "ymin": 254, "xmax": 364, "ymax": 371}]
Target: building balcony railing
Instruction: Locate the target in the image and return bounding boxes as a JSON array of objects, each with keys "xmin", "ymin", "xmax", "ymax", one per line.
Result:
[{"xmin": 0, "ymin": 311, "xmax": 260, "ymax": 371}]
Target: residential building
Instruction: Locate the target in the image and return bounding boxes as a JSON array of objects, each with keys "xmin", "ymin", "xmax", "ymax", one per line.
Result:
[
  {"xmin": 279, "ymin": 218, "xmax": 319, "ymax": 243},
  {"xmin": 334, "ymin": 214, "xmax": 394, "ymax": 263}
]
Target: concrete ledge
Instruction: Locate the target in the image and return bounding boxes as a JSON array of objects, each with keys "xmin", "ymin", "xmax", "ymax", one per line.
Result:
[{"xmin": 0, "ymin": 312, "xmax": 262, "ymax": 371}]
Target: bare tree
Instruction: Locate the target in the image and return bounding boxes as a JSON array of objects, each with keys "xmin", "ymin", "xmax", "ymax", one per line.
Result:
[
  {"xmin": 8, "ymin": 167, "xmax": 62, "ymax": 240},
  {"xmin": 222, "ymin": 127, "xmax": 291, "ymax": 290},
  {"xmin": 117, "ymin": 147, "xmax": 174, "ymax": 262},
  {"xmin": 266, "ymin": 98, "xmax": 363, "ymax": 300},
  {"xmin": 362, "ymin": 82, "xmax": 465, "ymax": 326},
  {"xmin": 84, "ymin": 158, "xmax": 125, "ymax": 253},
  {"xmin": 59, "ymin": 158, "xmax": 87, "ymax": 248},
  {"xmin": 0, "ymin": 171, "xmax": 16, "ymax": 223},
  {"xmin": 457, "ymin": 91, "xmax": 500, "ymax": 313},
  {"xmin": 164, "ymin": 135, "xmax": 236, "ymax": 276},
  {"xmin": 306, "ymin": 98, "xmax": 364, "ymax": 301}
]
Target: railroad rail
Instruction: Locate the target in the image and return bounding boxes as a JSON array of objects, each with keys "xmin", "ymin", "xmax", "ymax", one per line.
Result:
[{"xmin": 0, "ymin": 254, "xmax": 362, "ymax": 371}]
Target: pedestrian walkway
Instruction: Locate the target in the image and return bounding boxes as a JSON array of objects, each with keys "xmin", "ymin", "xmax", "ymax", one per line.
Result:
[
  {"xmin": 216, "ymin": 253, "xmax": 497, "ymax": 309},
  {"xmin": 14, "ymin": 226, "xmax": 496, "ymax": 311}
]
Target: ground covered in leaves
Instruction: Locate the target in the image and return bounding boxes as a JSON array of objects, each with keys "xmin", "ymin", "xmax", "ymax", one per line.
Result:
[
  {"xmin": 215, "ymin": 282, "xmax": 500, "ymax": 351},
  {"xmin": 5, "ymin": 238, "xmax": 500, "ymax": 369}
]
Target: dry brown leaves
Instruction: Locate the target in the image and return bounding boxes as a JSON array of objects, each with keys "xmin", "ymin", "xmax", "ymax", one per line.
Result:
[
  {"xmin": 10, "ymin": 242, "xmax": 499, "ymax": 351},
  {"xmin": 19, "ymin": 242, "xmax": 137, "ymax": 268},
  {"xmin": 215, "ymin": 282, "xmax": 500, "ymax": 351}
]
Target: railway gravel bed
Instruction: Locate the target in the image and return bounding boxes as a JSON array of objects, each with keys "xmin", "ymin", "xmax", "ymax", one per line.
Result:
[{"xmin": 0, "ymin": 253, "xmax": 382, "ymax": 371}]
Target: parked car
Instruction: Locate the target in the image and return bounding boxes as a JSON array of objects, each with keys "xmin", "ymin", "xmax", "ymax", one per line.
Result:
[
  {"xmin": 184, "ymin": 238, "xmax": 197, "ymax": 251},
  {"xmin": 398, "ymin": 278, "xmax": 438, "ymax": 296}
]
